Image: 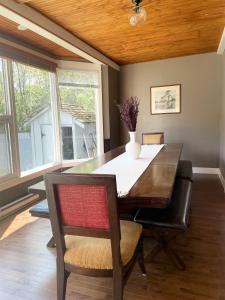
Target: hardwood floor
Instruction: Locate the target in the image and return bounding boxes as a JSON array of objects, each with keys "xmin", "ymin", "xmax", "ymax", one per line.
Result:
[{"xmin": 0, "ymin": 174, "xmax": 225, "ymax": 300}]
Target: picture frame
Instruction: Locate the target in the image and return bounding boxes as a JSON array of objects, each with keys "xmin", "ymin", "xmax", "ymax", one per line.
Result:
[{"xmin": 150, "ymin": 84, "xmax": 181, "ymax": 115}]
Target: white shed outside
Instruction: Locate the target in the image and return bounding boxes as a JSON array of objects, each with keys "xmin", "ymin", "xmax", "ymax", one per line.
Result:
[{"xmin": 23, "ymin": 103, "xmax": 96, "ymax": 169}]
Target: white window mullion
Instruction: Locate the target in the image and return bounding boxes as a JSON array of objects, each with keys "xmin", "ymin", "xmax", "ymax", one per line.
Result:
[
  {"xmin": 50, "ymin": 72, "xmax": 62, "ymax": 163},
  {"xmin": 5, "ymin": 59, "xmax": 20, "ymax": 177},
  {"xmin": 95, "ymin": 70, "xmax": 104, "ymax": 156}
]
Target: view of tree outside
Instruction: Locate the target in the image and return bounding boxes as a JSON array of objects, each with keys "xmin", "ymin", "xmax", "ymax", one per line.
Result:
[
  {"xmin": 58, "ymin": 69, "xmax": 98, "ymax": 160},
  {"xmin": 0, "ymin": 62, "xmax": 100, "ymax": 175},
  {"xmin": 13, "ymin": 62, "xmax": 54, "ymax": 171},
  {"xmin": 13, "ymin": 62, "xmax": 51, "ymax": 132},
  {"xmin": 58, "ymin": 69, "xmax": 97, "ymax": 113}
]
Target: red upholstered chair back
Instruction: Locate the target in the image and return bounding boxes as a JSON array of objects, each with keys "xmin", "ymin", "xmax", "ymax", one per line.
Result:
[
  {"xmin": 56, "ymin": 184, "xmax": 109, "ymax": 229},
  {"xmin": 44, "ymin": 173, "xmax": 120, "ymax": 245}
]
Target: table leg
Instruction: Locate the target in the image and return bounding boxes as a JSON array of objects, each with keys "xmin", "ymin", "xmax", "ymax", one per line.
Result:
[{"xmin": 47, "ymin": 236, "xmax": 55, "ymax": 248}]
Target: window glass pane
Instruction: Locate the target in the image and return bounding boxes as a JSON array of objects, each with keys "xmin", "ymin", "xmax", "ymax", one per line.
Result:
[
  {"xmin": 13, "ymin": 62, "xmax": 55, "ymax": 172},
  {"xmin": 62, "ymin": 127, "xmax": 74, "ymax": 160},
  {"xmin": 0, "ymin": 123, "xmax": 12, "ymax": 178},
  {"xmin": 0, "ymin": 59, "xmax": 6, "ymax": 115},
  {"xmin": 58, "ymin": 69, "xmax": 98, "ymax": 86},
  {"xmin": 58, "ymin": 69, "xmax": 98, "ymax": 160}
]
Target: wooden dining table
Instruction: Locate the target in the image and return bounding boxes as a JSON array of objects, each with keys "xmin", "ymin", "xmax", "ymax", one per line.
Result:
[{"xmin": 28, "ymin": 143, "xmax": 182, "ymax": 210}]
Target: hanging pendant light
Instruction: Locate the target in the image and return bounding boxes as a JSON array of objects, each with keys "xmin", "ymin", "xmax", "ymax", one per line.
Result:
[{"xmin": 129, "ymin": 0, "xmax": 147, "ymax": 27}]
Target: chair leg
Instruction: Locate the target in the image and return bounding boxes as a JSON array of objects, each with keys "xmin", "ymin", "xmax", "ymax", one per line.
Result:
[
  {"xmin": 145, "ymin": 241, "xmax": 163, "ymax": 262},
  {"xmin": 145, "ymin": 232, "xmax": 186, "ymax": 271},
  {"xmin": 164, "ymin": 244, "xmax": 186, "ymax": 271},
  {"xmin": 57, "ymin": 260, "xmax": 70, "ymax": 300},
  {"xmin": 160, "ymin": 233, "xmax": 186, "ymax": 271},
  {"xmin": 113, "ymin": 271, "xmax": 123, "ymax": 300},
  {"xmin": 138, "ymin": 239, "xmax": 147, "ymax": 276}
]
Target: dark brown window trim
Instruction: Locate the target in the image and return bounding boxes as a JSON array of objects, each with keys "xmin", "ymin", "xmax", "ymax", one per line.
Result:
[{"xmin": 0, "ymin": 42, "xmax": 57, "ymax": 72}]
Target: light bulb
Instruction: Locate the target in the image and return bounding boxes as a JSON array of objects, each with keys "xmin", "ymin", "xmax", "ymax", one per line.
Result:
[
  {"xmin": 129, "ymin": 6, "xmax": 147, "ymax": 27},
  {"xmin": 129, "ymin": 14, "xmax": 139, "ymax": 26}
]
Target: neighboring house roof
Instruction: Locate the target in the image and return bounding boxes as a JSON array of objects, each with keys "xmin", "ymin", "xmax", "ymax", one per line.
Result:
[
  {"xmin": 61, "ymin": 103, "xmax": 95, "ymax": 123},
  {"xmin": 24, "ymin": 103, "xmax": 95, "ymax": 125}
]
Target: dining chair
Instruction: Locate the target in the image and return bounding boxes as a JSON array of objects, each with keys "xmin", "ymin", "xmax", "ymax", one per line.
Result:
[
  {"xmin": 142, "ymin": 132, "xmax": 164, "ymax": 145},
  {"xmin": 44, "ymin": 173, "xmax": 146, "ymax": 300}
]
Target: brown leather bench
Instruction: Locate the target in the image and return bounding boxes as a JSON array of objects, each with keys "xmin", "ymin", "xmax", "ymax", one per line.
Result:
[
  {"xmin": 177, "ymin": 160, "xmax": 193, "ymax": 182},
  {"xmin": 134, "ymin": 178, "xmax": 192, "ymax": 270},
  {"xmin": 29, "ymin": 199, "xmax": 49, "ymax": 219}
]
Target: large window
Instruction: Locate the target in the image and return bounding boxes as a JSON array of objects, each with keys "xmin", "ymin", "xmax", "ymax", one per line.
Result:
[
  {"xmin": 13, "ymin": 62, "xmax": 55, "ymax": 172},
  {"xmin": 0, "ymin": 56, "xmax": 58, "ymax": 182},
  {"xmin": 58, "ymin": 69, "xmax": 100, "ymax": 160},
  {"xmin": 0, "ymin": 55, "xmax": 103, "ymax": 184}
]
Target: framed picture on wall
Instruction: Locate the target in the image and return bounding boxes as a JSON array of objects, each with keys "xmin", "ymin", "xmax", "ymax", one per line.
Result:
[{"xmin": 150, "ymin": 84, "xmax": 181, "ymax": 115}]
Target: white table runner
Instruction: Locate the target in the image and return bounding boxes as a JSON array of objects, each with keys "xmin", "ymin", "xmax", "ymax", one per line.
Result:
[{"xmin": 93, "ymin": 144, "xmax": 164, "ymax": 197}]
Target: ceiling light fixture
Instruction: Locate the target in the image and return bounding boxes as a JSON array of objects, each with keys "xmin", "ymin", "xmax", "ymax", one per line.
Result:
[{"xmin": 129, "ymin": 0, "xmax": 147, "ymax": 27}]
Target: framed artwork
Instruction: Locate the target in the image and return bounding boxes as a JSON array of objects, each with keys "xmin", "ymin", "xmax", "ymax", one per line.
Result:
[{"xmin": 150, "ymin": 84, "xmax": 181, "ymax": 115}]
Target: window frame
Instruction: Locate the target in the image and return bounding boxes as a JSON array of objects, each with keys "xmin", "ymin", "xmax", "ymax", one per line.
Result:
[
  {"xmin": 12, "ymin": 61, "xmax": 60, "ymax": 176},
  {"xmin": 56, "ymin": 62, "xmax": 104, "ymax": 162},
  {"xmin": 0, "ymin": 58, "xmax": 104, "ymax": 185},
  {"xmin": 0, "ymin": 59, "xmax": 20, "ymax": 182},
  {"xmin": 0, "ymin": 57, "xmax": 60, "ymax": 183}
]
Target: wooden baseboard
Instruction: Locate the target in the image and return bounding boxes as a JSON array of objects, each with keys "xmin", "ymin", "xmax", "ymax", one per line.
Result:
[{"xmin": 193, "ymin": 168, "xmax": 225, "ymax": 193}]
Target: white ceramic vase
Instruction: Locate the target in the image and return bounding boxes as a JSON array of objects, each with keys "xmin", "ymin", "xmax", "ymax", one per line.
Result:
[{"xmin": 125, "ymin": 131, "xmax": 141, "ymax": 159}]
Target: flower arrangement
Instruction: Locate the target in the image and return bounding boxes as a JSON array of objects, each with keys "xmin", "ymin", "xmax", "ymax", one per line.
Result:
[{"xmin": 117, "ymin": 96, "xmax": 139, "ymax": 132}]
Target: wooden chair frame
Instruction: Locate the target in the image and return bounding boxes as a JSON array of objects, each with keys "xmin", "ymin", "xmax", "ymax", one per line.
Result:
[
  {"xmin": 45, "ymin": 173, "xmax": 146, "ymax": 300},
  {"xmin": 142, "ymin": 132, "xmax": 164, "ymax": 145}
]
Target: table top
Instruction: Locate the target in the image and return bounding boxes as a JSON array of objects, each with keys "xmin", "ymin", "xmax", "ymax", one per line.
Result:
[{"xmin": 29, "ymin": 143, "xmax": 182, "ymax": 209}]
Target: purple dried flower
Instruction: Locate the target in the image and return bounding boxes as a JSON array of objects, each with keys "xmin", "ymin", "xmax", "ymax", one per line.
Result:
[{"xmin": 117, "ymin": 96, "xmax": 139, "ymax": 132}]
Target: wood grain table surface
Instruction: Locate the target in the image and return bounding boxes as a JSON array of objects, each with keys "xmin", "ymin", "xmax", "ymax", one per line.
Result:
[{"xmin": 28, "ymin": 143, "xmax": 182, "ymax": 209}]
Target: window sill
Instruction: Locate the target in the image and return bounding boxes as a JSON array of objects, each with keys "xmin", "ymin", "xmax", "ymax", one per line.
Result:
[
  {"xmin": 0, "ymin": 163, "xmax": 61, "ymax": 192},
  {"xmin": 62, "ymin": 158, "xmax": 92, "ymax": 164},
  {"xmin": 21, "ymin": 162, "xmax": 61, "ymax": 178},
  {"xmin": 0, "ymin": 160, "xmax": 84, "ymax": 192}
]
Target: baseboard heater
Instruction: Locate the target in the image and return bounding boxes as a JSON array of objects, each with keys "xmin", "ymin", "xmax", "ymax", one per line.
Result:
[{"xmin": 0, "ymin": 193, "xmax": 40, "ymax": 221}]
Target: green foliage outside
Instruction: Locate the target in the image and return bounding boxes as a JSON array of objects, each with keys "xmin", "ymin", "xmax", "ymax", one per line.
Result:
[
  {"xmin": 13, "ymin": 63, "xmax": 51, "ymax": 131},
  {"xmin": 58, "ymin": 69, "xmax": 96, "ymax": 113},
  {"xmin": 0, "ymin": 62, "xmax": 97, "ymax": 132}
]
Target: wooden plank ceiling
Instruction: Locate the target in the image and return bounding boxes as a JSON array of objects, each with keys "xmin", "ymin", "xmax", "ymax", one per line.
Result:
[
  {"xmin": 0, "ymin": 15, "xmax": 81, "ymax": 60},
  {"xmin": 22, "ymin": 0, "xmax": 225, "ymax": 65}
]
